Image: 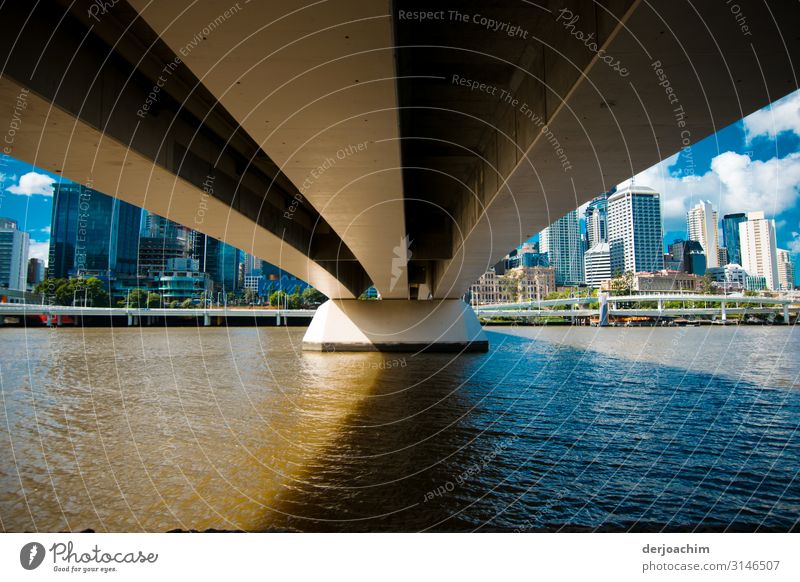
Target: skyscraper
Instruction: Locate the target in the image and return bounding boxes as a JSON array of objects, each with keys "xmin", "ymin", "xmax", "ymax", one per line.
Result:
[
  {"xmin": 48, "ymin": 183, "xmax": 141, "ymax": 280},
  {"xmin": 722, "ymin": 212, "xmax": 747, "ymax": 266},
  {"xmin": 539, "ymin": 209, "xmax": 584, "ymax": 286},
  {"xmin": 739, "ymin": 211, "xmax": 779, "ymax": 290},
  {"xmin": 777, "ymin": 249, "xmax": 795, "ymax": 290},
  {"xmin": 193, "ymin": 233, "xmax": 243, "ymax": 293},
  {"xmin": 584, "ymin": 193, "xmax": 609, "ymax": 248},
  {"xmin": 137, "ymin": 210, "xmax": 192, "ymax": 275},
  {"xmin": 584, "ymin": 242, "xmax": 611, "ymax": 288},
  {"xmin": 27, "ymin": 258, "xmax": 45, "ymax": 288},
  {"xmin": 0, "ymin": 217, "xmax": 29, "ymax": 290},
  {"xmin": 607, "ymin": 185, "xmax": 664, "ymax": 275},
  {"xmin": 669, "ymin": 239, "xmax": 707, "ymax": 275},
  {"xmin": 687, "ymin": 200, "xmax": 719, "ymax": 268}
]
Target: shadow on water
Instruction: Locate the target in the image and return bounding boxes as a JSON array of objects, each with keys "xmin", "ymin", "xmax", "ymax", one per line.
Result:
[{"xmin": 262, "ymin": 330, "xmax": 800, "ymax": 532}]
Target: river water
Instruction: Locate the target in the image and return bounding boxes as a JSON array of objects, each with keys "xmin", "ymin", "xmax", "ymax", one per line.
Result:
[{"xmin": 1, "ymin": 325, "xmax": 798, "ymax": 532}]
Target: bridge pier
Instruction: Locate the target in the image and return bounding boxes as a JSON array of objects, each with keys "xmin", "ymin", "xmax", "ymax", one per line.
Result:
[
  {"xmin": 598, "ymin": 294, "xmax": 609, "ymax": 327},
  {"xmin": 784, "ymin": 305, "xmax": 790, "ymax": 324},
  {"xmin": 203, "ymin": 313, "xmax": 211, "ymax": 327},
  {"xmin": 303, "ymin": 299, "xmax": 488, "ymax": 352},
  {"xmin": 721, "ymin": 302, "xmax": 727, "ymax": 322}
]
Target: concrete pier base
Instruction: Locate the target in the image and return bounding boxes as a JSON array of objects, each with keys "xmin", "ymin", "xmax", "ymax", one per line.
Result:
[{"xmin": 302, "ymin": 299, "xmax": 488, "ymax": 352}]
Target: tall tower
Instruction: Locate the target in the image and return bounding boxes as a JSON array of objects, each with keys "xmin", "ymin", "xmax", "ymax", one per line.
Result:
[
  {"xmin": 739, "ymin": 211, "xmax": 779, "ymax": 290},
  {"xmin": 687, "ymin": 200, "xmax": 719, "ymax": 268},
  {"xmin": 776, "ymin": 249, "xmax": 795, "ymax": 290},
  {"xmin": 0, "ymin": 217, "xmax": 29, "ymax": 290},
  {"xmin": 585, "ymin": 194, "xmax": 609, "ymax": 248},
  {"xmin": 721, "ymin": 212, "xmax": 747, "ymax": 266},
  {"xmin": 48, "ymin": 183, "xmax": 141, "ymax": 280},
  {"xmin": 607, "ymin": 185, "xmax": 664, "ymax": 275},
  {"xmin": 539, "ymin": 209, "xmax": 584, "ymax": 286}
]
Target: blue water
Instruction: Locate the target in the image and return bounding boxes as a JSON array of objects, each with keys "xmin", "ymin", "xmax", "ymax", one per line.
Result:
[{"xmin": 274, "ymin": 327, "xmax": 800, "ymax": 532}]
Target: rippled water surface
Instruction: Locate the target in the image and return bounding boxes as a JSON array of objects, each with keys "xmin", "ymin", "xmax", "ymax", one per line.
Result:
[{"xmin": 1, "ymin": 325, "xmax": 798, "ymax": 532}]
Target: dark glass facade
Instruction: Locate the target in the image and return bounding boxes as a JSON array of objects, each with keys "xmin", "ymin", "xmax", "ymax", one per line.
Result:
[
  {"xmin": 48, "ymin": 183, "xmax": 141, "ymax": 279},
  {"xmin": 722, "ymin": 213, "xmax": 747, "ymax": 266}
]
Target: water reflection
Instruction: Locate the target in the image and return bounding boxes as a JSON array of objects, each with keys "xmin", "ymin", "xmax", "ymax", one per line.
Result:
[{"xmin": 1, "ymin": 326, "xmax": 798, "ymax": 532}]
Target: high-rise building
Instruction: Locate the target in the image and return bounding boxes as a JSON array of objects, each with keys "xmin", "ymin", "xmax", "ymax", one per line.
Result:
[
  {"xmin": 607, "ymin": 185, "xmax": 664, "ymax": 275},
  {"xmin": 584, "ymin": 242, "xmax": 611, "ymax": 288},
  {"xmin": 687, "ymin": 200, "xmax": 719, "ymax": 268},
  {"xmin": 194, "ymin": 234, "xmax": 242, "ymax": 293},
  {"xmin": 539, "ymin": 210, "xmax": 584, "ymax": 286},
  {"xmin": 27, "ymin": 258, "xmax": 45, "ymax": 288},
  {"xmin": 739, "ymin": 211, "xmax": 779, "ymax": 290},
  {"xmin": 585, "ymin": 194, "xmax": 609, "ymax": 248},
  {"xmin": 777, "ymin": 249, "xmax": 795, "ymax": 290},
  {"xmin": 717, "ymin": 246, "xmax": 728, "ymax": 266},
  {"xmin": 668, "ymin": 239, "xmax": 705, "ymax": 274},
  {"xmin": 0, "ymin": 217, "xmax": 29, "ymax": 290},
  {"xmin": 722, "ymin": 212, "xmax": 747, "ymax": 266},
  {"xmin": 48, "ymin": 183, "xmax": 141, "ymax": 280},
  {"xmin": 506, "ymin": 242, "xmax": 548, "ymax": 269}
]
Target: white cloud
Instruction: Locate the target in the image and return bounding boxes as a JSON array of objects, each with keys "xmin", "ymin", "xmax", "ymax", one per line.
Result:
[
  {"xmin": 744, "ymin": 89, "xmax": 800, "ymax": 140},
  {"xmin": 39, "ymin": 226, "xmax": 51, "ymax": 234},
  {"xmin": 788, "ymin": 232, "xmax": 800, "ymax": 255},
  {"xmin": 6, "ymin": 172, "xmax": 55, "ymax": 196},
  {"xmin": 617, "ymin": 151, "xmax": 800, "ymax": 232},
  {"xmin": 28, "ymin": 240, "xmax": 49, "ymax": 265}
]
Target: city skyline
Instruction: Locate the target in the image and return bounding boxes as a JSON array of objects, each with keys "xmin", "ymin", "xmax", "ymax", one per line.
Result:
[{"xmin": 1, "ymin": 89, "xmax": 800, "ymax": 286}]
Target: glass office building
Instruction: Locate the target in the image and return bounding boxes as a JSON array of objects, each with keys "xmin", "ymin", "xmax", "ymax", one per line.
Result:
[
  {"xmin": 722, "ymin": 212, "xmax": 747, "ymax": 266},
  {"xmin": 48, "ymin": 183, "xmax": 141, "ymax": 280}
]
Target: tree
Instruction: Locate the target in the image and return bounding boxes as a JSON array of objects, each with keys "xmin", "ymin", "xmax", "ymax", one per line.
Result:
[
  {"xmin": 498, "ymin": 271, "xmax": 524, "ymax": 303},
  {"xmin": 286, "ymin": 290, "xmax": 302, "ymax": 309},
  {"xmin": 181, "ymin": 298, "xmax": 195, "ymax": 308},
  {"xmin": 243, "ymin": 288, "xmax": 257, "ymax": 305},
  {"xmin": 39, "ymin": 277, "xmax": 109, "ymax": 306},
  {"xmin": 121, "ymin": 288, "xmax": 149, "ymax": 308},
  {"xmin": 146, "ymin": 292, "xmax": 162, "ymax": 308},
  {"xmin": 169, "ymin": 300, "xmax": 180, "ymax": 308},
  {"xmin": 301, "ymin": 287, "xmax": 326, "ymax": 307},
  {"xmin": 269, "ymin": 290, "xmax": 287, "ymax": 307},
  {"xmin": 610, "ymin": 271, "xmax": 633, "ymax": 296},
  {"xmin": 700, "ymin": 273, "xmax": 715, "ymax": 295}
]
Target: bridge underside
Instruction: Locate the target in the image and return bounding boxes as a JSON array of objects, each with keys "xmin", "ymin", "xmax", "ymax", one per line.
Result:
[{"xmin": 1, "ymin": 0, "xmax": 798, "ymax": 351}]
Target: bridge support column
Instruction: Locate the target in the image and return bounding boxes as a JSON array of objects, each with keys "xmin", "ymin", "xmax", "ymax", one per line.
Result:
[
  {"xmin": 721, "ymin": 302, "xmax": 727, "ymax": 322},
  {"xmin": 203, "ymin": 313, "xmax": 211, "ymax": 327},
  {"xmin": 598, "ymin": 293, "xmax": 609, "ymax": 327},
  {"xmin": 303, "ymin": 299, "xmax": 488, "ymax": 352},
  {"xmin": 784, "ymin": 304, "xmax": 790, "ymax": 324},
  {"xmin": 127, "ymin": 313, "xmax": 134, "ymax": 326},
  {"xmin": 657, "ymin": 298, "xmax": 663, "ymax": 312}
]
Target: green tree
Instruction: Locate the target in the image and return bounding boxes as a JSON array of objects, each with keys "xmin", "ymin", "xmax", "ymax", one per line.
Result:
[
  {"xmin": 269, "ymin": 290, "xmax": 287, "ymax": 307},
  {"xmin": 301, "ymin": 287, "xmax": 326, "ymax": 307},
  {"xmin": 243, "ymin": 288, "xmax": 257, "ymax": 305},
  {"xmin": 169, "ymin": 300, "xmax": 180, "ymax": 308},
  {"xmin": 146, "ymin": 292, "xmax": 162, "ymax": 308},
  {"xmin": 122, "ymin": 288, "xmax": 149, "ymax": 308},
  {"xmin": 700, "ymin": 273, "xmax": 715, "ymax": 295},
  {"xmin": 44, "ymin": 277, "xmax": 109, "ymax": 307},
  {"xmin": 181, "ymin": 298, "xmax": 195, "ymax": 308},
  {"xmin": 610, "ymin": 272, "xmax": 633, "ymax": 296}
]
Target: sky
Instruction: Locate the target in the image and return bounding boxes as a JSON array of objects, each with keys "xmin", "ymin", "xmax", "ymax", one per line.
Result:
[{"xmin": 1, "ymin": 88, "xmax": 799, "ymax": 283}]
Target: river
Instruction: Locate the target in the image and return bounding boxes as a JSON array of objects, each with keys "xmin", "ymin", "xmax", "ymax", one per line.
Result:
[{"xmin": 1, "ymin": 325, "xmax": 798, "ymax": 532}]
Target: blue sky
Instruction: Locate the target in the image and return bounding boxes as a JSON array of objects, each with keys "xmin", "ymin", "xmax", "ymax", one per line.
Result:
[{"xmin": 1, "ymin": 89, "xmax": 799, "ymax": 283}]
